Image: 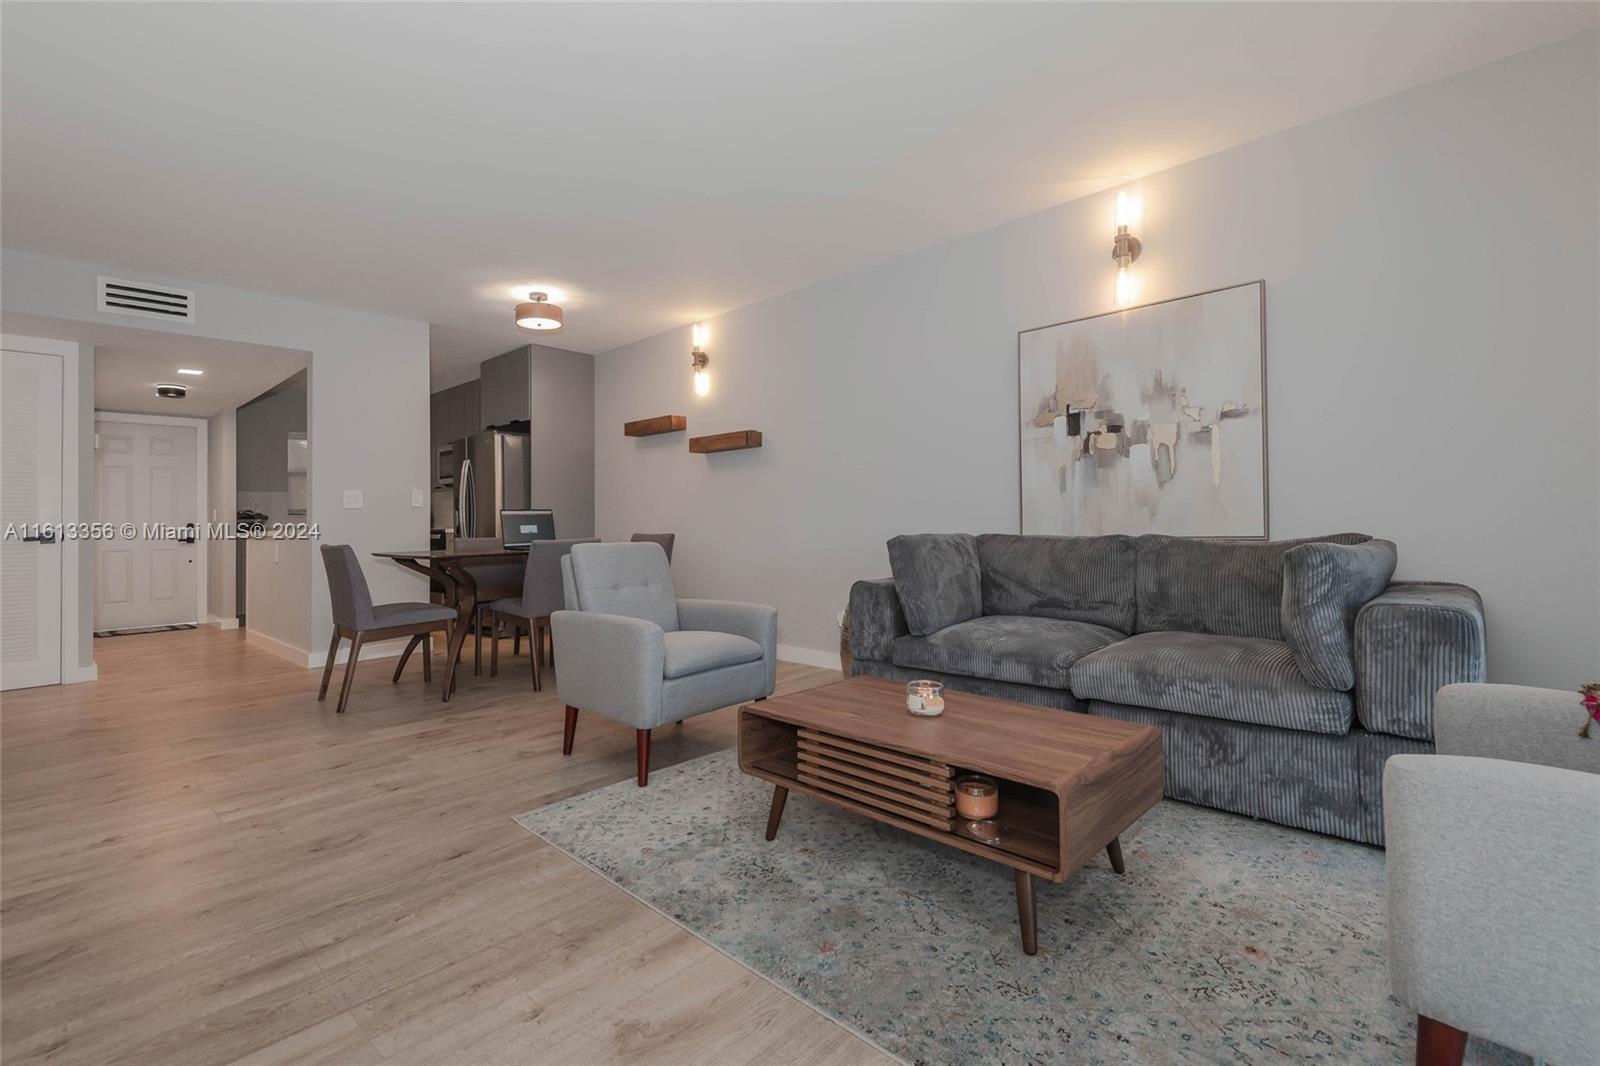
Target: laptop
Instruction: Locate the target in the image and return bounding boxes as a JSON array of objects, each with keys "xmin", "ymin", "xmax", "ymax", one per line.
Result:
[{"xmin": 500, "ymin": 509, "xmax": 555, "ymax": 550}]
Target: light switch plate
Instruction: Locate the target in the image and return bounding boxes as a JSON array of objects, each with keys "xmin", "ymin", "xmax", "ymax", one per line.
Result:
[
  {"xmin": 343, "ymin": 489, "xmax": 364, "ymax": 509},
  {"xmin": 411, "ymin": 488, "xmax": 425, "ymax": 508}
]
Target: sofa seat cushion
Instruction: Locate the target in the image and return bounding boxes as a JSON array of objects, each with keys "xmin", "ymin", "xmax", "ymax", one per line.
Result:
[
  {"xmin": 892, "ymin": 615, "xmax": 1125, "ymax": 690},
  {"xmin": 662, "ymin": 630, "xmax": 764, "ymax": 680},
  {"xmin": 1069, "ymin": 631, "xmax": 1353, "ymax": 735}
]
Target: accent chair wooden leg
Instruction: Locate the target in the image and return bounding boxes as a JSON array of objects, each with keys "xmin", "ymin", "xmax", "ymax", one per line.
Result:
[
  {"xmin": 318, "ymin": 630, "xmax": 341, "ymax": 701},
  {"xmin": 765, "ymin": 785, "xmax": 788, "ymax": 840},
  {"xmin": 1416, "ymin": 1015, "xmax": 1468, "ymax": 1066},
  {"xmin": 1106, "ymin": 837, "xmax": 1125, "ymax": 875},
  {"xmin": 422, "ymin": 631, "xmax": 433, "ymax": 683},
  {"xmin": 392, "ymin": 634, "xmax": 423, "ymax": 683},
  {"xmin": 335, "ymin": 633, "xmax": 364, "ymax": 714},
  {"xmin": 489, "ymin": 616, "xmax": 500, "ymax": 678},
  {"xmin": 1015, "ymin": 870, "xmax": 1038, "ymax": 956},
  {"xmin": 636, "ymin": 729, "xmax": 652, "ymax": 787},
  {"xmin": 562, "ymin": 706, "xmax": 578, "ymax": 755}
]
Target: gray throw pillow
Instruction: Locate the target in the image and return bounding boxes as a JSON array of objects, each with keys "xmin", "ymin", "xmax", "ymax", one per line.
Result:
[
  {"xmin": 1282, "ymin": 539, "xmax": 1398, "ymax": 690},
  {"xmin": 887, "ymin": 533, "xmax": 982, "ymax": 636}
]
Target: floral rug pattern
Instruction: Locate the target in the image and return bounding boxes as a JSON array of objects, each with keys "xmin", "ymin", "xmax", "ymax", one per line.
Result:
[{"xmin": 514, "ymin": 751, "xmax": 1522, "ymax": 1065}]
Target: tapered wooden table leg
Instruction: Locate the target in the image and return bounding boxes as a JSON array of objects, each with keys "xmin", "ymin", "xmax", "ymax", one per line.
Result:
[
  {"xmin": 1015, "ymin": 870, "xmax": 1038, "ymax": 956},
  {"xmin": 1106, "ymin": 836, "xmax": 1125, "ymax": 875},
  {"xmin": 764, "ymin": 785, "xmax": 789, "ymax": 841}
]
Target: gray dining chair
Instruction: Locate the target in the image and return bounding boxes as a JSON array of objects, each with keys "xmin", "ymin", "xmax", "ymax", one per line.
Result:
[
  {"xmin": 454, "ymin": 536, "xmax": 524, "ymax": 675},
  {"xmin": 319, "ymin": 544, "xmax": 457, "ymax": 714},
  {"xmin": 629, "ymin": 532, "xmax": 675, "ymax": 563},
  {"xmin": 552, "ymin": 542, "xmax": 776, "ymax": 785},
  {"xmin": 486, "ymin": 537, "xmax": 598, "ymax": 690}
]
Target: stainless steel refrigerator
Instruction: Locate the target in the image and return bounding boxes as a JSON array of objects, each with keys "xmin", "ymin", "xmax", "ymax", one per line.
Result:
[{"xmin": 448, "ymin": 430, "xmax": 529, "ymax": 539}]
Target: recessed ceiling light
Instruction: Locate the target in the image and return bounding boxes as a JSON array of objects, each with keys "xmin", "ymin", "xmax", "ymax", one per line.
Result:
[{"xmin": 177, "ymin": 367, "xmax": 204, "ymax": 376}]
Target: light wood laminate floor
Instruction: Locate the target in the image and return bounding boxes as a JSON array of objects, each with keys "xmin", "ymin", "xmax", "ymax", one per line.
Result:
[{"xmin": 1, "ymin": 627, "xmax": 891, "ymax": 1066}]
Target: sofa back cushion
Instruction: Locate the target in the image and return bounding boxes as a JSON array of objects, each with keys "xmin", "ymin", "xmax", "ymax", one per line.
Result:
[
  {"xmin": 888, "ymin": 533, "xmax": 982, "ymax": 636},
  {"xmin": 976, "ymin": 534, "xmax": 1136, "ymax": 632},
  {"xmin": 1135, "ymin": 533, "xmax": 1371, "ymax": 639},
  {"xmin": 1281, "ymin": 539, "xmax": 1397, "ymax": 691}
]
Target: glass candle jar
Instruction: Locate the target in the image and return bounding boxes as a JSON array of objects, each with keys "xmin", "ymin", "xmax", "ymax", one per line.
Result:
[
  {"xmin": 954, "ymin": 775, "xmax": 999, "ymax": 820},
  {"xmin": 905, "ymin": 679, "xmax": 945, "ymax": 716}
]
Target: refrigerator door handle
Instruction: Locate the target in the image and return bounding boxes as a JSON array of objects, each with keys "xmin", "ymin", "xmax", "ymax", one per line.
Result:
[{"xmin": 457, "ymin": 458, "xmax": 473, "ymax": 537}]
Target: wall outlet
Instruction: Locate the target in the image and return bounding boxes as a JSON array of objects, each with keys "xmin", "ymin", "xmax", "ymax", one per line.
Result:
[
  {"xmin": 343, "ymin": 489, "xmax": 364, "ymax": 509},
  {"xmin": 411, "ymin": 488, "xmax": 425, "ymax": 508}
]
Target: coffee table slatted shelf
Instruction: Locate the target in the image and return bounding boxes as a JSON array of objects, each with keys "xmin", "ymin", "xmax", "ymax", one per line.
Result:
[{"xmin": 739, "ymin": 677, "xmax": 1164, "ymax": 953}]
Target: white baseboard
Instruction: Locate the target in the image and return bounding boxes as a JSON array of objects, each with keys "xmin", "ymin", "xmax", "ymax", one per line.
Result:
[
  {"xmin": 243, "ymin": 628, "xmax": 313, "ymax": 667},
  {"xmin": 778, "ymin": 643, "xmax": 842, "ymax": 672},
  {"xmin": 207, "ymin": 616, "xmax": 240, "ymax": 630},
  {"xmin": 62, "ymin": 662, "xmax": 99, "ymax": 684}
]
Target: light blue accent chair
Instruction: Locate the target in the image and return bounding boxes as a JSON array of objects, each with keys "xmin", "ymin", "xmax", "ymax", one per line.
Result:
[{"xmin": 551, "ymin": 542, "xmax": 776, "ymax": 785}]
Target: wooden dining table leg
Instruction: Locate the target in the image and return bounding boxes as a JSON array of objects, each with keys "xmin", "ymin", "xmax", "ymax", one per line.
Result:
[{"xmin": 439, "ymin": 563, "xmax": 478, "ymax": 703}]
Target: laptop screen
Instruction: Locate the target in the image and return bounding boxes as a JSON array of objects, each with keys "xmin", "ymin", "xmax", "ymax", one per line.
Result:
[{"xmin": 501, "ymin": 509, "xmax": 555, "ymax": 549}]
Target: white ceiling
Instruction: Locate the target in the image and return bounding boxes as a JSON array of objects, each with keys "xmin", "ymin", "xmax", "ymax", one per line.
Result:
[
  {"xmin": 2, "ymin": 312, "xmax": 308, "ymax": 418},
  {"xmin": 2, "ymin": 3, "xmax": 1594, "ymax": 389}
]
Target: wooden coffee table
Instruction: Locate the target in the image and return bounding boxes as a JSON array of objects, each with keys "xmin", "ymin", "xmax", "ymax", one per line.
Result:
[{"xmin": 738, "ymin": 676, "xmax": 1164, "ymax": 955}]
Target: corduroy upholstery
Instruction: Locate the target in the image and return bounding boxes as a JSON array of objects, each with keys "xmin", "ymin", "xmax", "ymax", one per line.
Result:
[
  {"xmin": 1070, "ymin": 631, "xmax": 1354, "ymax": 735},
  {"xmin": 892, "ymin": 615, "xmax": 1124, "ymax": 691},
  {"xmin": 848, "ymin": 531, "xmax": 1485, "ymax": 845}
]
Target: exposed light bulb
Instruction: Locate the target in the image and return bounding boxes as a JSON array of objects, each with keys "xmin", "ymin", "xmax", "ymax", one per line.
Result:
[
  {"xmin": 1116, "ymin": 265, "xmax": 1139, "ymax": 308},
  {"xmin": 693, "ymin": 368, "xmax": 711, "ymax": 396},
  {"xmin": 1115, "ymin": 190, "xmax": 1141, "ymax": 228},
  {"xmin": 691, "ymin": 322, "xmax": 708, "ymax": 350}
]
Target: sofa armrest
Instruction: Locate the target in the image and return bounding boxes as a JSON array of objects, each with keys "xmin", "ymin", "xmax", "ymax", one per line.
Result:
[
  {"xmin": 677, "ymin": 599, "xmax": 778, "ymax": 695},
  {"xmin": 549, "ymin": 610, "xmax": 664, "ymax": 727},
  {"xmin": 1435, "ymin": 683, "xmax": 1600, "ymax": 774},
  {"xmin": 848, "ymin": 578, "xmax": 907, "ymax": 664},
  {"xmin": 1353, "ymin": 582, "xmax": 1485, "ymax": 739},
  {"xmin": 1384, "ymin": 754, "xmax": 1600, "ymax": 1062}
]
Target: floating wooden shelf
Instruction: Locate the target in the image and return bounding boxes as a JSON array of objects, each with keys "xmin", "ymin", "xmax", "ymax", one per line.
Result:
[
  {"xmin": 624, "ymin": 415, "xmax": 687, "ymax": 437},
  {"xmin": 689, "ymin": 430, "xmax": 762, "ymax": 453}
]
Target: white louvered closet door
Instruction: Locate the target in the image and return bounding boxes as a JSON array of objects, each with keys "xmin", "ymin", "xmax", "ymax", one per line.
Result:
[{"xmin": 1, "ymin": 348, "xmax": 64, "ymax": 690}]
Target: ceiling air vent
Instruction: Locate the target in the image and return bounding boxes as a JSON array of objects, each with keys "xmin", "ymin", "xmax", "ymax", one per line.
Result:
[{"xmin": 97, "ymin": 276, "xmax": 195, "ymax": 323}]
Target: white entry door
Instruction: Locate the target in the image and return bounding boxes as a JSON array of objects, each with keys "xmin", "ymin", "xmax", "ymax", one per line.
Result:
[
  {"xmin": 1, "ymin": 348, "xmax": 65, "ymax": 690},
  {"xmin": 94, "ymin": 419, "xmax": 200, "ymax": 631}
]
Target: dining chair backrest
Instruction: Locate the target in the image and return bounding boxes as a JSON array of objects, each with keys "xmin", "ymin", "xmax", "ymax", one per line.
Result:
[
  {"xmin": 629, "ymin": 532, "xmax": 675, "ymax": 563},
  {"xmin": 455, "ymin": 536, "xmax": 523, "ymax": 598},
  {"xmin": 521, "ymin": 537, "xmax": 599, "ymax": 618},
  {"xmin": 321, "ymin": 544, "xmax": 375, "ymax": 630}
]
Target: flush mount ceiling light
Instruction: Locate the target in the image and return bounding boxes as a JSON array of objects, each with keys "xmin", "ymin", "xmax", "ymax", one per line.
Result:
[
  {"xmin": 514, "ymin": 291, "xmax": 563, "ymax": 331},
  {"xmin": 155, "ymin": 383, "xmax": 187, "ymax": 399}
]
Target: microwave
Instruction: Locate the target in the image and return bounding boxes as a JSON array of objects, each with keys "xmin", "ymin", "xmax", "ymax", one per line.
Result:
[{"xmin": 434, "ymin": 443, "xmax": 456, "ymax": 486}]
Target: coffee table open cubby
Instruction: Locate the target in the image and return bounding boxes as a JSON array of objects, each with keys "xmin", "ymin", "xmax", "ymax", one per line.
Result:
[{"xmin": 738, "ymin": 677, "xmax": 1164, "ymax": 954}]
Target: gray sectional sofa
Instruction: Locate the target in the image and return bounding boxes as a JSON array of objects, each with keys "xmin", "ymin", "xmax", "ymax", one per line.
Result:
[{"xmin": 847, "ymin": 532, "xmax": 1486, "ymax": 845}]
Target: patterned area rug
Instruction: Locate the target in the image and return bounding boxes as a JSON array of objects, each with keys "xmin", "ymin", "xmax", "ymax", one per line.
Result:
[{"xmin": 514, "ymin": 750, "xmax": 1522, "ymax": 1065}]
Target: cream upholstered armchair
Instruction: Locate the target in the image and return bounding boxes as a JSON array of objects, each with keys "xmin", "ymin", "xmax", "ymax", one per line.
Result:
[
  {"xmin": 1384, "ymin": 683, "xmax": 1600, "ymax": 1065},
  {"xmin": 551, "ymin": 542, "xmax": 776, "ymax": 786}
]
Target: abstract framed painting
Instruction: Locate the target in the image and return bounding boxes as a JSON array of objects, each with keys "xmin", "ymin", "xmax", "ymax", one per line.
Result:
[{"xmin": 1018, "ymin": 280, "xmax": 1268, "ymax": 538}]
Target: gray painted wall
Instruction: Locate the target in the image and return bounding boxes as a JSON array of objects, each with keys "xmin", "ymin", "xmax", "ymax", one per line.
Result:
[
  {"xmin": 206, "ymin": 409, "xmax": 237, "ymax": 622},
  {"xmin": 528, "ymin": 343, "xmax": 595, "ymax": 539},
  {"xmin": 236, "ymin": 371, "xmax": 307, "ymax": 493},
  {"xmin": 593, "ymin": 32, "xmax": 1600, "ymax": 686}
]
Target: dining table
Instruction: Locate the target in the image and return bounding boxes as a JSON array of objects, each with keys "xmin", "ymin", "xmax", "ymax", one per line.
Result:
[{"xmin": 372, "ymin": 545, "xmax": 527, "ymax": 702}]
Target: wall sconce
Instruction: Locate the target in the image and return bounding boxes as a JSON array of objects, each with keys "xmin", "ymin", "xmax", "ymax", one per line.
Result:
[
  {"xmin": 1111, "ymin": 190, "xmax": 1142, "ymax": 307},
  {"xmin": 691, "ymin": 323, "xmax": 711, "ymax": 396}
]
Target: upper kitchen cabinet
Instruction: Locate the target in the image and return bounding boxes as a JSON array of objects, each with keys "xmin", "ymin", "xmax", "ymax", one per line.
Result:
[
  {"xmin": 430, "ymin": 379, "xmax": 482, "ymax": 447},
  {"xmin": 479, "ymin": 346, "xmax": 531, "ymax": 428}
]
